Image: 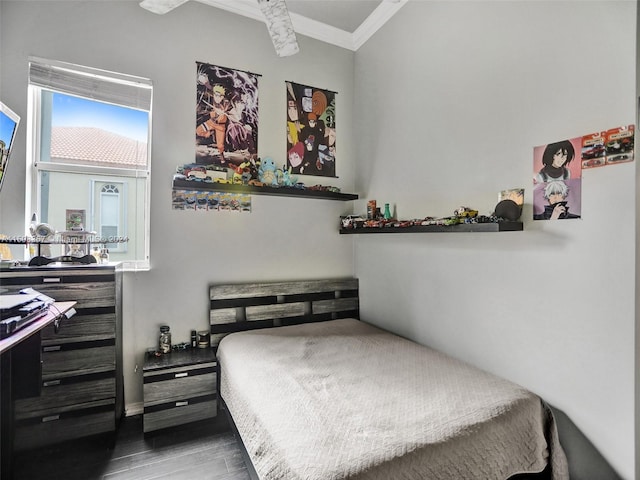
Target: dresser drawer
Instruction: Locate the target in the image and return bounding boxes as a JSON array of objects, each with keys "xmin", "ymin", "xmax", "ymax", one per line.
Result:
[
  {"xmin": 14, "ymin": 374, "xmax": 115, "ymax": 419},
  {"xmin": 42, "ymin": 343, "xmax": 115, "ymax": 380},
  {"xmin": 26, "ymin": 282, "xmax": 115, "ymax": 309},
  {"xmin": 14, "ymin": 402, "xmax": 115, "ymax": 451},
  {"xmin": 41, "ymin": 311, "xmax": 115, "ymax": 344},
  {"xmin": 144, "ymin": 368, "xmax": 216, "ymax": 406},
  {"xmin": 143, "ymin": 397, "xmax": 217, "ymax": 433}
]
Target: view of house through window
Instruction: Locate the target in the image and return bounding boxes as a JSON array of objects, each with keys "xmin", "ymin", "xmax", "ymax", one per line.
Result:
[{"xmin": 28, "ymin": 58, "xmax": 152, "ymax": 270}]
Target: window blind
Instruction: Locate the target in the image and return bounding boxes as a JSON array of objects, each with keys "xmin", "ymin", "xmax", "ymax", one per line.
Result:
[{"xmin": 29, "ymin": 57, "xmax": 152, "ymax": 111}]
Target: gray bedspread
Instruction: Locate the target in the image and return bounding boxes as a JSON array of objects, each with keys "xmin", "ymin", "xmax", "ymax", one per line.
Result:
[{"xmin": 218, "ymin": 318, "xmax": 568, "ymax": 480}]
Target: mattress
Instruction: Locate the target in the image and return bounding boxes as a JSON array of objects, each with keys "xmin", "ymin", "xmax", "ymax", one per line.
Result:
[{"xmin": 218, "ymin": 318, "xmax": 568, "ymax": 480}]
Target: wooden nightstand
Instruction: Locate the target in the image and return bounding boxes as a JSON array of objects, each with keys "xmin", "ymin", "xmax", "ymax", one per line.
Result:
[{"xmin": 142, "ymin": 348, "xmax": 217, "ymax": 433}]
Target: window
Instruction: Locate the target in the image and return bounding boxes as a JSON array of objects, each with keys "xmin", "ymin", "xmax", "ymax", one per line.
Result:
[{"xmin": 27, "ymin": 57, "xmax": 152, "ymax": 270}]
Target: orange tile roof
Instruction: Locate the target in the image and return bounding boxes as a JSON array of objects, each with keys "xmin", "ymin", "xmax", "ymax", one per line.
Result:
[{"xmin": 51, "ymin": 126, "xmax": 147, "ymax": 168}]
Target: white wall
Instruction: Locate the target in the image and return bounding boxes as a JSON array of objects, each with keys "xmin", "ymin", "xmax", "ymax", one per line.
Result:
[
  {"xmin": 354, "ymin": 1, "xmax": 636, "ymax": 479},
  {"xmin": 0, "ymin": 0, "xmax": 356, "ymax": 412}
]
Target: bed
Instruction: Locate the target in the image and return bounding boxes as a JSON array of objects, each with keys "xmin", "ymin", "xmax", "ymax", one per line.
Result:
[{"xmin": 210, "ymin": 278, "xmax": 568, "ymax": 480}]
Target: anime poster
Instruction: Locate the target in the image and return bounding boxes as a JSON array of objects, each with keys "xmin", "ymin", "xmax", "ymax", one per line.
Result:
[
  {"xmin": 533, "ymin": 137, "xmax": 582, "ymax": 220},
  {"xmin": 286, "ymin": 81, "xmax": 336, "ymax": 177},
  {"xmin": 196, "ymin": 62, "xmax": 259, "ymax": 168}
]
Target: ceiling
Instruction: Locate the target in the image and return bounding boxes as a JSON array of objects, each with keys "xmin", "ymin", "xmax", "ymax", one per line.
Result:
[
  {"xmin": 286, "ymin": 1, "xmax": 383, "ymax": 34},
  {"xmin": 140, "ymin": 0, "xmax": 407, "ymax": 51}
]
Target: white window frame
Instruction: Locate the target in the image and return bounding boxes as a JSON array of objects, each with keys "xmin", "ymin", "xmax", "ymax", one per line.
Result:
[{"xmin": 26, "ymin": 57, "xmax": 152, "ymax": 271}]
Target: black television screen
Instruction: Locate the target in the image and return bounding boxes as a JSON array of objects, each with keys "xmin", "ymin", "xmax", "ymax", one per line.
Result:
[{"xmin": 0, "ymin": 101, "xmax": 20, "ymax": 193}]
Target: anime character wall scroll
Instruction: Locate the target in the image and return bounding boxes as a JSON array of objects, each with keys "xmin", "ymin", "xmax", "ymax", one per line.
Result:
[
  {"xmin": 286, "ymin": 81, "xmax": 337, "ymax": 177},
  {"xmin": 533, "ymin": 125, "xmax": 634, "ymax": 220},
  {"xmin": 196, "ymin": 62, "xmax": 259, "ymax": 167}
]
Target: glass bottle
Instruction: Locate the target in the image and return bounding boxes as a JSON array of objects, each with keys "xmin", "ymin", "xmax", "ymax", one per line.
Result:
[
  {"xmin": 383, "ymin": 203, "xmax": 392, "ymax": 220},
  {"xmin": 100, "ymin": 248, "xmax": 109, "ymax": 264},
  {"xmin": 159, "ymin": 325, "xmax": 171, "ymax": 354}
]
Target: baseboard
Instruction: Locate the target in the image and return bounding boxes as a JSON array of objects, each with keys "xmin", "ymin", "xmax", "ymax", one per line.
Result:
[{"xmin": 125, "ymin": 402, "xmax": 144, "ymax": 417}]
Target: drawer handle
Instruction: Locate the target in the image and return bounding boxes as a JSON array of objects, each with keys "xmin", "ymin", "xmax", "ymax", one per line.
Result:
[
  {"xmin": 175, "ymin": 401, "xmax": 189, "ymax": 407},
  {"xmin": 43, "ymin": 380, "xmax": 61, "ymax": 387},
  {"xmin": 43, "ymin": 346, "xmax": 61, "ymax": 352},
  {"xmin": 174, "ymin": 372, "xmax": 188, "ymax": 378},
  {"xmin": 42, "ymin": 414, "xmax": 60, "ymax": 423},
  {"xmin": 43, "ymin": 278, "xmax": 61, "ymax": 283}
]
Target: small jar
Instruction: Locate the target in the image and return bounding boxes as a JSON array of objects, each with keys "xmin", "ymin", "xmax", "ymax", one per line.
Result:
[
  {"xmin": 159, "ymin": 325, "xmax": 171, "ymax": 354},
  {"xmin": 100, "ymin": 248, "xmax": 109, "ymax": 264}
]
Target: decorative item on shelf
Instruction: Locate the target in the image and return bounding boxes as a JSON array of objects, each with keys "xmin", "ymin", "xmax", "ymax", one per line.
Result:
[
  {"xmin": 497, "ymin": 188, "xmax": 524, "ymax": 221},
  {"xmin": 29, "ymin": 218, "xmax": 55, "ymax": 258},
  {"xmin": 494, "ymin": 200, "xmax": 522, "ymax": 221},
  {"xmin": 65, "ymin": 209, "xmax": 86, "ymax": 231},
  {"xmin": 383, "ymin": 203, "xmax": 392, "ymax": 220},
  {"xmin": 454, "ymin": 206, "xmax": 478, "ymax": 218},
  {"xmin": 91, "ymin": 246, "xmax": 101, "ymax": 263},
  {"xmin": 159, "ymin": 325, "xmax": 171, "ymax": 354},
  {"xmin": 197, "ymin": 330, "xmax": 210, "ymax": 349},
  {"xmin": 367, "ymin": 200, "xmax": 377, "ymax": 220},
  {"xmin": 59, "ymin": 230, "xmax": 97, "ymax": 256},
  {"xmin": 258, "ymin": 157, "xmax": 279, "ymax": 186},
  {"xmin": 99, "ymin": 247, "xmax": 110, "ymax": 264}
]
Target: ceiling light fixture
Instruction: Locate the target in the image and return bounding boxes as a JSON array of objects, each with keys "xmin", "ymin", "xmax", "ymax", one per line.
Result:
[
  {"xmin": 256, "ymin": 0, "xmax": 299, "ymax": 57},
  {"xmin": 139, "ymin": 0, "xmax": 299, "ymax": 57}
]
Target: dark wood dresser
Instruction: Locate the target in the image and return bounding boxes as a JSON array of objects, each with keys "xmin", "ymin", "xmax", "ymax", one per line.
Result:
[{"xmin": 0, "ymin": 264, "xmax": 123, "ymax": 451}]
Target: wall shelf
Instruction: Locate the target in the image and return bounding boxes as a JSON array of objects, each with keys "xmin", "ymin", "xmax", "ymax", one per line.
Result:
[
  {"xmin": 339, "ymin": 222, "xmax": 523, "ymax": 234},
  {"xmin": 172, "ymin": 179, "xmax": 358, "ymax": 201}
]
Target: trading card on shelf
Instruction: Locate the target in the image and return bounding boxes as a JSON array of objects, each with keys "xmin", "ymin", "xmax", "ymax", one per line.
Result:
[
  {"xmin": 207, "ymin": 192, "xmax": 220, "ymax": 211},
  {"xmin": 605, "ymin": 125, "xmax": 634, "ymax": 165},
  {"xmin": 581, "ymin": 131, "xmax": 606, "ymax": 169},
  {"xmin": 219, "ymin": 193, "xmax": 232, "ymax": 211},
  {"xmin": 172, "ymin": 189, "xmax": 187, "ymax": 210},
  {"xmin": 230, "ymin": 195, "xmax": 241, "ymax": 212},
  {"xmin": 184, "ymin": 191, "xmax": 197, "ymax": 210},
  {"xmin": 196, "ymin": 191, "xmax": 208, "ymax": 211},
  {"xmin": 239, "ymin": 194, "xmax": 252, "ymax": 212}
]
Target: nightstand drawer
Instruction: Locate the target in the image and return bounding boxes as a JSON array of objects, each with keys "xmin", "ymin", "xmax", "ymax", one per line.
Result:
[
  {"xmin": 143, "ymin": 397, "xmax": 217, "ymax": 433},
  {"xmin": 144, "ymin": 367, "xmax": 216, "ymax": 406}
]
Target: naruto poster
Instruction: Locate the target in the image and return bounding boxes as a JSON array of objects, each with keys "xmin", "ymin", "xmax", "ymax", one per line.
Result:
[
  {"xmin": 196, "ymin": 62, "xmax": 259, "ymax": 167},
  {"xmin": 286, "ymin": 81, "xmax": 336, "ymax": 177}
]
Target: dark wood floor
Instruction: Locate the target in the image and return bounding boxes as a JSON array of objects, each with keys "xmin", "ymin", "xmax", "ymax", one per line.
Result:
[{"xmin": 12, "ymin": 414, "xmax": 251, "ymax": 480}]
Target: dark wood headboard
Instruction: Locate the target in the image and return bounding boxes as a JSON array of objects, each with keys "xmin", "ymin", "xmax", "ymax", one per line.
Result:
[{"xmin": 209, "ymin": 278, "xmax": 359, "ymax": 348}]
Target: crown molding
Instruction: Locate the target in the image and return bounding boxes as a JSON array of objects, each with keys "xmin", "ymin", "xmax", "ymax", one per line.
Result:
[{"xmin": 353, "ymin": 0, "xmax": 408, "ymax": 51}]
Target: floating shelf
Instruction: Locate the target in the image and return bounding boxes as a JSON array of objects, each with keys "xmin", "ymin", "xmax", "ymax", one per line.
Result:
[
  {"xmin": 339, "ymin": 222, "xmax": 523, "ymax": 234},
  {"xmin": 172, "ymin": 179, "xmax": 358, "ymax": 201}
]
